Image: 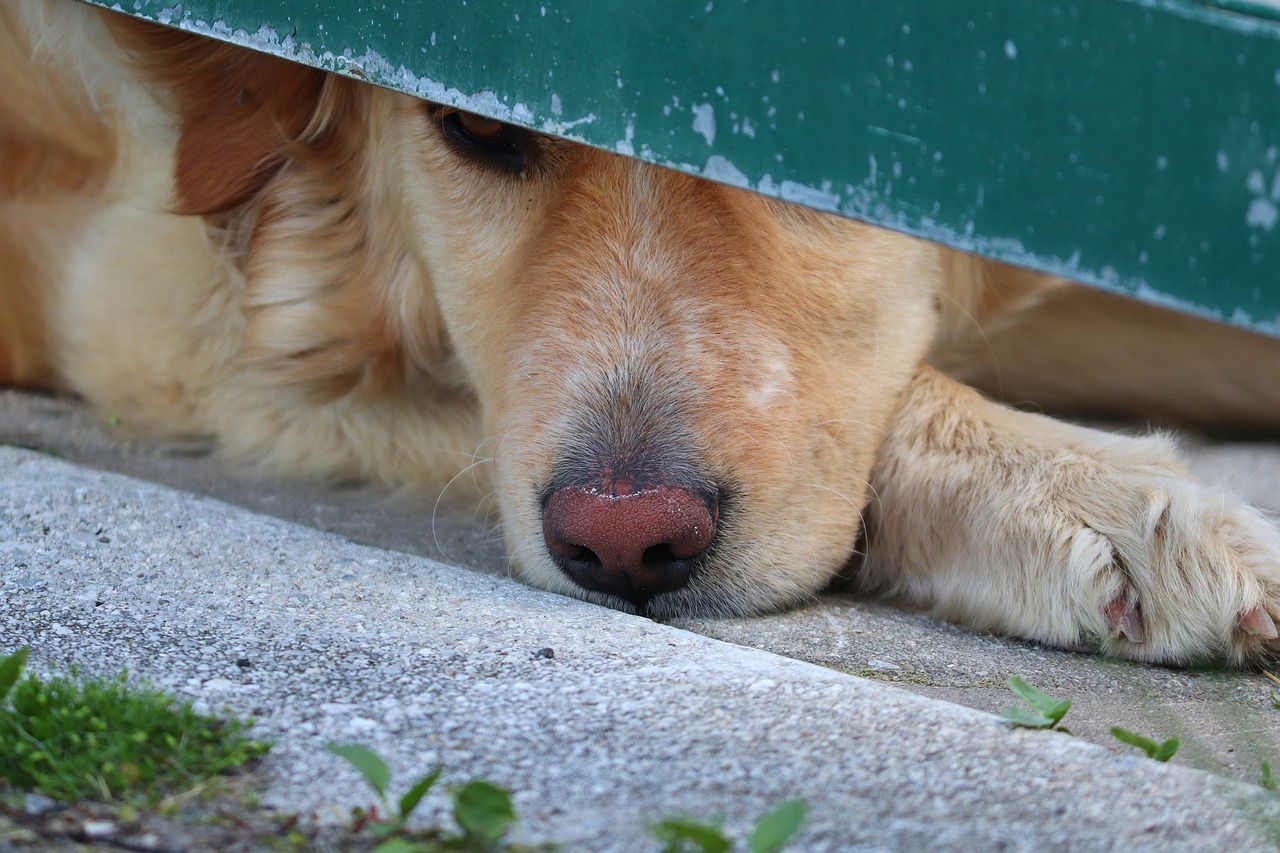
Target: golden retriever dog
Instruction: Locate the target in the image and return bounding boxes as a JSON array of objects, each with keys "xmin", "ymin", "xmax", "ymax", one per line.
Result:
[{"xmin": 4, "ymin": 0, "xmax": 1280, "ymax": 666}]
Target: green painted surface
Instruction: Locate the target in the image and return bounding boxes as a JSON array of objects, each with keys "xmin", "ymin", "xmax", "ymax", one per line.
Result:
[{"xmin": 84, "ymin": 0, "xmax": 1280, "ymax": 332}]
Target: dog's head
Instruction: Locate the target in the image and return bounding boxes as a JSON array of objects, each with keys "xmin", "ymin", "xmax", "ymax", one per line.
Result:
[
  {"xmin": 418, "ymin": 137, "xmax": 946, "ymax": 616},
  {"xmin": 116, "ymin": 20, "xmax": 944, "ymax": 617}
]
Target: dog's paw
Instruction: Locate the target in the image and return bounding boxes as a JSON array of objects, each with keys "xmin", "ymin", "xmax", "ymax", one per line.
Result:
[
  {"xmin": 1058, "ymin": 466, "xmax": 1280, "ymax": 666},
  {"xmin": 863, "ymin": 370, "xmax": 1280, "ymax": 668}
]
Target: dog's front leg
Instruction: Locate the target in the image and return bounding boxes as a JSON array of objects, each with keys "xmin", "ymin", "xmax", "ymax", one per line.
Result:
[{"xmin": 858, "ymin": 365, "xmax": 1280, "ymax": 666}]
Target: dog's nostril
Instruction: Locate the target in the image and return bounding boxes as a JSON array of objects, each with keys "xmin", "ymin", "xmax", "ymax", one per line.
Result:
[
  {"xmin": 542, "ymin": 482, "xmax": 718, "ymax": 608},
  {"xmin": 642, "ymin": 544, "xmax": 678, "ymax": 568},
  {"xmin": 552, "ymin": 542, "xmax": 604, "ymax": 573}
]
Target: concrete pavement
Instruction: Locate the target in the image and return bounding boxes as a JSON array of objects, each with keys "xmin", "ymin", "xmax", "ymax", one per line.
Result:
[{"xmin": 4, "ymin": 390, "xmax": 1280, "ymax": 849}]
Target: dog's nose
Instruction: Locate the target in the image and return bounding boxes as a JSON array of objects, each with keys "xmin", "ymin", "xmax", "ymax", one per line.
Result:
[{"xmin": 542, "ymin": 483, "xmax": 717, "ymax": 608}]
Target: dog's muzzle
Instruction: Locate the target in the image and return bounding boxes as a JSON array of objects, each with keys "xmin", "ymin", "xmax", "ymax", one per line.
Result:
[{"xmin": 542, "ymin": 479, "xmax": 719, "ymax": 609}]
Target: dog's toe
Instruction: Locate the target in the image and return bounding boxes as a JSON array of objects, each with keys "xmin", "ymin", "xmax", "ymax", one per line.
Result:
[
  {"xmin": 1239, "ymin": 605, "xmax": 1279, "ymax": 639},
  {"xmin": 1104, "ymin": 594, "xmax": 1146, "ymax": 644},
  {"xmin": 1080, "ymin": 479, "xmax": 1280, "ymax": 666}
]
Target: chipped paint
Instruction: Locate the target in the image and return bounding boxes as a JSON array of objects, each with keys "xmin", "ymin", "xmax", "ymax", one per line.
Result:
[
  {"xmin": 691, "ymin": 103, "xmax": 717, "ymax": 146},
  {"xmin": 132, "ymin": 4, "xmax": 605, "ymax": 138},
  {"xmin": 97, "ymin": 0, "xmax": 1280, "ymax": 336},
  {"xmin": 703, "ymin": 155, "xmax": 750, "ymax": 188},
  {"xmin": 1248, "ymin": 198, "xmax": 1279, "ymax": 229},
  {"xmin": 615, "ymin": 121, "xmax": 636, "ymax": 157}
]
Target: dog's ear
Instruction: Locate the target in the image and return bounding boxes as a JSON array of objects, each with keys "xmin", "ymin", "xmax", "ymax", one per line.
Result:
[{"xmin": 104, "ymin": 14, "xmax": 325, "ymax": 215}]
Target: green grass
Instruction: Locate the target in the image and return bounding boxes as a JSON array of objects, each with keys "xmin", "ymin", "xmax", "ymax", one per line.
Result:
[
  {"xmin": 2, "ymin": 647, "xmax": 807, "ymax": 849},
  {"xmin": 0, "ymin": 647, "xmax": 269, "ymax": 803},
  {"xmin": 1263, "ymin": 761, "xmax": 1278, "ymax": 791}
]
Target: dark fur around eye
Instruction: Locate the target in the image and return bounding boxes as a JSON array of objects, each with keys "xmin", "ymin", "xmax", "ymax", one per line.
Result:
[{"xmin": 437, "ymin": 109, "xmax": 537, "ymax": 177}]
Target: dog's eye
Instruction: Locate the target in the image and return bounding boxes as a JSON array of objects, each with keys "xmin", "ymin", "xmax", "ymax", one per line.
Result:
[
  {"xmin": 455, "ymin": 111, "xmax": 505, "ymax": 142},
  {"xmin": 439, "ymin": 109, "xmax": 532, "ymax": 176}
]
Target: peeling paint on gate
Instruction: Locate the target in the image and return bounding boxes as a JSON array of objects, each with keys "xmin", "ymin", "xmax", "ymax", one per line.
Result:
[{"xmin": 96, "ymin": 0, "xmax": 1280, "ymax": 334}]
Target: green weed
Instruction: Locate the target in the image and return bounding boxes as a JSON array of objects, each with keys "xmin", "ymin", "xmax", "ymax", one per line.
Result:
[
  {"xmin": 1002, "ymin": 674, "xmax": 1183, "ymax": 763},
  {"xmin": 650, "ymin": 798, "xmax": 807, "ymax": 853},
  {"xmin": 0, "ymin": 647, "xmax": 269, "ymax": 803},
  {"xmin": 1001, "ymin": 676, "xmax": 1073, "ymax": 734},
  {"xmin": 330, "ymin": 742, "xmax": 806, "ymax": 853},
  {"xmin": 1109, "ymin": 727, "xmax": 1179, "ymax": 762},
  {"xmin": 327, "ymin": 742, "xmax": 539, "ymax": 852}
]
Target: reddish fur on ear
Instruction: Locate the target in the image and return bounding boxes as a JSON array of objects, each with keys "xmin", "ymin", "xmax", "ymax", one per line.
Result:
[{"xmin": 103, "ymin": 12, "xmax": 325, "ymax": 215}]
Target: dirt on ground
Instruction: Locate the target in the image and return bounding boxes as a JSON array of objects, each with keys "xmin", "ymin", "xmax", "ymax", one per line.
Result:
[{"xmin": 0, "ymin": 780, "xmax": 368, "ymax": 853}]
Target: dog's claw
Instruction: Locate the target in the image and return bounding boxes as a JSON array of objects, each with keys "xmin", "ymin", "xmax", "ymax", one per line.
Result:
[
  {"xmin": 1105, "ymin": 595, "xmax": 1145, "ymax": 643},
  {"xmin": 1239, "ymin": 605, "xmax": 1279, "ymax": 640}
]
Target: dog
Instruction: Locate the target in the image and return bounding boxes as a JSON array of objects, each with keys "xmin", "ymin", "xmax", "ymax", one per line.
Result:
[{"xmin": 4, "ymin": 0, "xmax": 1280, "ymax": 667}]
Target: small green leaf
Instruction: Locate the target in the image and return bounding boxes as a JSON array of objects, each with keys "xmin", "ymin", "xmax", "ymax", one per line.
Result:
[
  {"xmin": 749, "ymin": 799, "xmax": 807, "ymax": 853},
  {"xmin": 0, "ymin": 647, "xmax": 30, "ymax": 703},
  {"xmin": 398, "ymin": 766, "xmax": 442, "ymax": 821},
  {"xmin": 453, "ymin": 780, "xmax": 514, "ymax": 847},
  {"xmin": 1152, "ymin": 738, "xmax": 1180, "ymax": 762},
  {"xmin": 1263, "ymin": 761, "xmax": 1278, "ymax": 791},
  {"xmin": 651, "ymin": 817, "xmax": 732, "ymax": 853},
  {"xmin": 1002, "ymin": 705, "xmax": 1056, "ymax": 729},
  {"xmin": 326, "ymin": 743, "xmax": 391, "ymax": 799},
  {"xmin": 1006, "ymin": 676, "xmax": 1071, "ymax": 723},
  {"xmin": 1111, "ymin": 722, "xmax": 1172, "ymax": 753}
]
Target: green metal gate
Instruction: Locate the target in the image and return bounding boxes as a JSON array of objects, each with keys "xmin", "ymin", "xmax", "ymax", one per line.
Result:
[{"xmin": 82, "ymin": 0, "xmax": 1280, "ymax": 335}]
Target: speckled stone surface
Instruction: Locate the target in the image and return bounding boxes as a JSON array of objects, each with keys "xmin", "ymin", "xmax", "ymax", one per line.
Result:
[{"xmin": 3, "ymin": 443, "xmax": 1279, "ymax": 851}]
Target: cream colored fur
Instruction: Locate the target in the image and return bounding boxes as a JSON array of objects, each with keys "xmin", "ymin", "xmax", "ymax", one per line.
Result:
[
  {"xmin": 3, "ymin": 0, "xmax": 1280, "ymax": 666},
  {"xmin": 863, "ymin": 367, "xmax": 1280, "ymax": 666}
]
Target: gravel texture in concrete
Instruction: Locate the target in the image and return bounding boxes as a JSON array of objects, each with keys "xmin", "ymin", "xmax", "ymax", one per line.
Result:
[
  {"xmin": 6, "ymin": 389, "xmax": 1280, "ymax": 789},
  {"xmin": 4, "ymin": 445, "xmax": 1280, "ymax": 851}
]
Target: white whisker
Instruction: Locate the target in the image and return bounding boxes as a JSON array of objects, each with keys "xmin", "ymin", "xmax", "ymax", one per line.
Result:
[
  {"xmin": 934, "ymin": 288, "xmax": 1003, "ymax": 394},
  {"xmin": 432, "ymin": 455, "xmax": 494, "ymax": 561}
]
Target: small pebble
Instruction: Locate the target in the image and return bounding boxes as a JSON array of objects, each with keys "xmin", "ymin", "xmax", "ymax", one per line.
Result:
[
  {"xmin": 867, "ymin": 659, "xmax": 902, "ymax": 672},
  {"xmin": 82, "ymin": 820, "xmax": 117, "ymax": 838},
  {"xmin": 23, "ymin": 792, "xmax": 56, "ymax": 816},
  {"xmin": 533, "ymin": 647, "xmax": 555, "ymax": 659}
]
